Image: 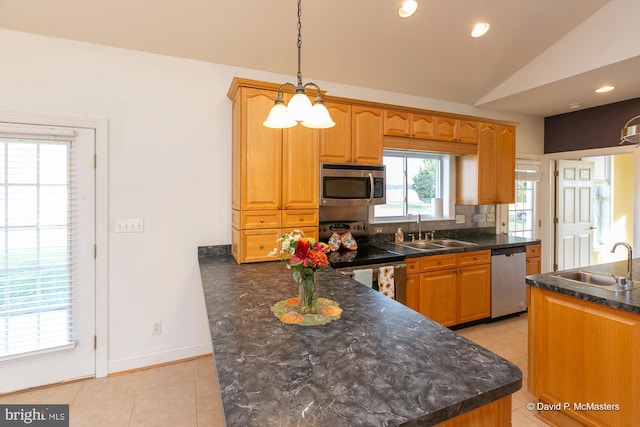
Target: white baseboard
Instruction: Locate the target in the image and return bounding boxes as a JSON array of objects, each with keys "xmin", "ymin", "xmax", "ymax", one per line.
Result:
[{"xmin": 107, "ymin": 342, "xmax": 213, "ymax": 375}]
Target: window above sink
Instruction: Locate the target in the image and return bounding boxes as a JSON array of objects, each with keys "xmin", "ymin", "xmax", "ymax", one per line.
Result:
[{"xmin": 373, "ymin": 150, "xmax": 455, "ymax": 222}]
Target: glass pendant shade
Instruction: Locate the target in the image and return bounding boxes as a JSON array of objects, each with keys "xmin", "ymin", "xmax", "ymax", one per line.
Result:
[
  {"xmin": 302, "ymin": 101, "xmax": 336, "ymax": 129},
  {"xmin": 287, "ymin": 92, "xmax": 313, "ymax": 122},
  {"xmin": 263, "ymin": 101, "xmax": 296, "ymax": 128}
]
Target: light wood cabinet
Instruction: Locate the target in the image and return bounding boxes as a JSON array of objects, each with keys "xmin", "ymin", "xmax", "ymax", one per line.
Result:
[
  {"xmin": 320, "ymin": 103, "xmax": 383, "ymax": 164},
  {"xmin": 406, "ymin": 250, "xmax": 491, "ymax": 327},
  {"xmin": 434, "ymin": 117, "xmax": 478, "ymax": 143},
  {"xmin": 230, "ymin": 85, "xmax": 319, "ymax": 263},
  {"xmin": 529, "ymin": 287, "xmax": 640, "ymax": 426},
  {"xmin": 383, "ymin": 110, "xmax": 435, "ymax": 140},
  {"xmin": 456, "ymin": 124, "xmax": 515, "ymax": 205},
  {"xmin": 525, "ymin": 243, "xmax": 541, "ymax": 308}
]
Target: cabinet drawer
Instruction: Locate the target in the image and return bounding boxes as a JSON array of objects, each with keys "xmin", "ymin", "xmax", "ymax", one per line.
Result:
[
  {"xmin": 458, "ymin": 250, "xmax": 491, "ymax": 267},
  {"xmin": 420, "ymin": 254, "xmax": 457, "ymax": 271},
  {"xmin": 241, "ymin": 210, "xmax": 281, "ymax": 229},
  {"xmin": 281, "ymin": 209, "xmax": 318, "ymax": 228},
  {"xmin": 526, "ymin": 244, "xmax": 541, "ymax": 258},
  {"xmin": 241, "ymin": 229, "xmax": 280, "ymax": 263},
  {"xmin": 406, "ymin": 258, "xmax": 420, "ymax": 275}
]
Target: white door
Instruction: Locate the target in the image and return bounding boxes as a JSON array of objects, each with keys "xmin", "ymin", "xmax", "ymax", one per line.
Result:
[
  {"xmin": 555, "ymin": 159, "xmax": 595, "ymax": 271},
  {"xmin": 0, "ymin": 125, "xmax": 95, "ymax": 393}
]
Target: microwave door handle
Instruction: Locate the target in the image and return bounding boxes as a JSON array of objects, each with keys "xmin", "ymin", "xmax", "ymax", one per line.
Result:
[{"xmin": 368, "ymin": 172, "xmax": 374, "ymax": 204}]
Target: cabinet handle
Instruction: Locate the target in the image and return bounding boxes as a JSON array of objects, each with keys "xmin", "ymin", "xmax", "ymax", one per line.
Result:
[
  {"xmin": 299, "ymin": 217, "xmax": 304, "ymax": 221},
  {"xmin": 260, "ymin": 218, "xmax": 264, "ymax": 223},
  {"xmin": 437, "ymin": 261, "xmax": 442, "ymax": 265},
  {"xmin": 260, "ymin": 244, "xmax": 264, "ymax": 249}
]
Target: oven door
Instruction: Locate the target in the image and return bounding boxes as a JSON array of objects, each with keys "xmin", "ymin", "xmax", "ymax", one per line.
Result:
[{"xmin": 337, "ymin": 262, "xmax": 406, "ymax": 304}]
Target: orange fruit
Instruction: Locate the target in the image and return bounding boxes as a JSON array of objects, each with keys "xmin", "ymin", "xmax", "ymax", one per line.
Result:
[{"xmin": 285, "ymin": 297, "xmax": 298, "ymax": 306}]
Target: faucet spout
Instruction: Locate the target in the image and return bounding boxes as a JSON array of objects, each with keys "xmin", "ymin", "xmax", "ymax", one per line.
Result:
[
  {"xmin": 417, "ymin": 214, "xmax": 422, "ymax": 240},
  {"xmin": 611, "ymin": 242, "xmax": 633, "ymax": 288}
]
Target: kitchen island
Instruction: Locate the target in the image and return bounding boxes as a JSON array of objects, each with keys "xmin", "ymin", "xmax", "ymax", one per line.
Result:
[
  {"xmin": 199, "ymin": 247, "xmax": 521, "ymax": 426},
  {"xmin": 526, "ymin": 259, "xmax": 640, "ymax": 426}
]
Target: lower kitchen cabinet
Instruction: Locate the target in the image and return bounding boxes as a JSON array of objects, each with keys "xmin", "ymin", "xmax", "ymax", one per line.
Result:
[
  {"xmin": 529, "ymin": 287, "xmax": 640, "ymax": 426},
  {"xmin": 406, "ymin": 250, "xmax": 491, "ymax": 327},
  {"xmin": 525, "ymin": 243, "xmax": 541, "ymax": 308}
]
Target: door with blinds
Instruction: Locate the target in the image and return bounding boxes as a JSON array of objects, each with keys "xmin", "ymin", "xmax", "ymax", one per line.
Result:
[{"xmin": 0, "ymin": 124, "xmax": 95, "ymax": 393}]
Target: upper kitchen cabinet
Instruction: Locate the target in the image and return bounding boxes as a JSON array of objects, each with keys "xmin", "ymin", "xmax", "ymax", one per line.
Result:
[
  {"xmin": 383, "ymin": 110, "xmax": 435, "ymax": 140},
  {"xmin": 319, "ymin": 102, "xmax": 351, "ymax": 163},
  {"xmin": 456, "ymin": 123, "xmax": 516, "ymax": 205},
  {"xmin": 232, "ymin": 87, "xmax": 282, "ymax": 211},
  {"xmin": 320, "ymin": 103, "xmax": 383, "ymax": 164},
  {"xmin": 434, "ymin": 117, "xmax": 478, "ymax": 144}
]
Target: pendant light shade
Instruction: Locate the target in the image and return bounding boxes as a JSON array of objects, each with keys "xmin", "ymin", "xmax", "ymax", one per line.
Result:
[
  {"xmin": 263, "ymin": 0, "xmax": 335, "ymax": 129},
  {"xmin": 620, "ymin": 115, "xmax": 640, "ymax": 145}
]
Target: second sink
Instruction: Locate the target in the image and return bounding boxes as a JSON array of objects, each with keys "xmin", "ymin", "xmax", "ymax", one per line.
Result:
[{"xmin": 553, "ymin": 270, "xmax": 640, "ymax": 292}]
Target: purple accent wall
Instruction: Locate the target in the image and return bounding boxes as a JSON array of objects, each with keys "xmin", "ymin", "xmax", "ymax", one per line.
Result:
[{"xmin": 544, "ymin": 97, "xmax": 640, "ymax": 154}]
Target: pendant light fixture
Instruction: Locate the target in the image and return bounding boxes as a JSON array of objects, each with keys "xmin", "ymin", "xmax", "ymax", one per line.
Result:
[
  {"xmin": 263, "ymin": 0, "xmax": 335, "ymax": 129},
  {"xmin": 620, "ymin": 115, "xmax": 640, "ymax": 145}
]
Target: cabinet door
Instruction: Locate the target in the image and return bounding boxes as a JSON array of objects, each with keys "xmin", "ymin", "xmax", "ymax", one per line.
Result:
[
  {"xmin": 240, "ymin": 88, "xmax": 282, "ymax": 210},
  {"xmin": 477, "ymin": 122, "xmax": 498, "ymax": 204},
  {"xmin": 351, "ymin": 106, "xmax": 383, "ymax": 164},
  {"xmin": 282, "ymin": 125, "xmax": 319, "ymax": 209},
  {"xmin": 496, "ymin": 126, "xmax": 516, "ymax": 203},
  {"xmin": 434, "ymin": 117, "xmax": 457, "ymax": 142},
  {"xmin": 456, "ymin": 120, "xmax": 479, "ymax": 143},
  {"xmin": 411, "ymin": 114, "xmax": 435, "ymax": 139},
  {"xmin": 319, "ymin": 102, "xmax": 351, "ymax": 163},
  {"xmin": 458, "ymin": 264, "xmax": 491, "ymax": 323},
  {"xmin": 384, "ymin": 110, "xmax": 410, "ymax": 137},
  {"xmin": 405, "ymin": 274, "xmax": 420, "ymax": 312},
  {"xmin": 420, "ymin": 270, "xmax": 457, "ymax": 327}
]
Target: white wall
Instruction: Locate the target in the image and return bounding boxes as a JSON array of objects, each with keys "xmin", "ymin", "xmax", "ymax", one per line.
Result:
[{"xmin": 0, "ymin": 28, "xmax": 544, "ymax": 374}]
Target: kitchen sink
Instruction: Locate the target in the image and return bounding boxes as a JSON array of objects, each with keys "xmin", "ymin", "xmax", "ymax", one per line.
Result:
[
  {"xmin": 429, "ymin": 239, "xmax": 478, "ymax": 248},
  {"xmin": 552, "ymin": 270, "xmax": 640, "ymax": 292},
  {"xmin": 400, "ymin": 238, "xmax": 477, "ymax": 251},
  {"xmin": 400, "ymin": 240, "xmax": 446, "ymax": 250}
]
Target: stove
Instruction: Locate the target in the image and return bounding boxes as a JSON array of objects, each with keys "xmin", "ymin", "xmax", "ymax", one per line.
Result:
[{"xmin": 319, "ymin": 221, "xmax": 404, "ymax": 269}]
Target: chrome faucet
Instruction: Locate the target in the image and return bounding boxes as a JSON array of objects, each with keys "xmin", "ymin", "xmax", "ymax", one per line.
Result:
[
  {"xmin": 611, "ymin": 242, "xmax": 633, "ymax": 288},
  {"xmin": 417, "ymin": 214, "xmax": 422, "ymax": 240}
]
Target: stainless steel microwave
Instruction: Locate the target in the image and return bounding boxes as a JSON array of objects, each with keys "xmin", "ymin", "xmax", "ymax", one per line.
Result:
[{"xmin": 320, "ymin": 163, "xmax": 386, "ymax": 206}]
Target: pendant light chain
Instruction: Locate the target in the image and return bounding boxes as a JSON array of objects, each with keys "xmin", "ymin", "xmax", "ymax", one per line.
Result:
[{"xmin": 296, "ymin": 0, "xmax": 303, "ymax": 88}]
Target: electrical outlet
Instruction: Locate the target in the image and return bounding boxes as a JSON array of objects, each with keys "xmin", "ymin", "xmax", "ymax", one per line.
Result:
[
  {"xmin": 115, "ymin": 218, "xmax": 144, "ymax": 233},
  {"xmin": 152, "ymin": 321, "xmax": 162, "ymax": 335},
  {"xmin": 455, "ymin": 214, "xmax": 465, "ymax": 224},
  {"xmin": 375, "ymin": 227, "xmax": 383, "ymax": 233}
]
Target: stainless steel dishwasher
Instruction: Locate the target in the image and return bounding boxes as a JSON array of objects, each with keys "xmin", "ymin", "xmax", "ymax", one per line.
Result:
[{"xmin": 491, "ymin": 246, "xmax": 526, "ymax": 319}]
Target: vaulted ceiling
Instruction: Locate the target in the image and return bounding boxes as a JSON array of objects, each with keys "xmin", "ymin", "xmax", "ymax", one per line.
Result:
[{"xmin": 1, "ymin": 0, "xmax": 638, "ymax": 117}]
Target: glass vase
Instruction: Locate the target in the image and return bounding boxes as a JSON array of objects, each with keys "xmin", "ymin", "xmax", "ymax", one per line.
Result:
[{"xmin": 297, "ymin": 268, "xmax": 318, "ymax": 315}]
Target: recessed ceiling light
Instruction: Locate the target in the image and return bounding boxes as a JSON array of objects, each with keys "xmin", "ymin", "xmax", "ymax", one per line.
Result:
[
  {"xmin": 595, "ymin": 85, "xmax": 615, "ymax": 93},
  {"xmin": 569, "ymin": 102, "xmax": 582, "ymax": 109},
  {"xmin": 471, "ymin": 22, "xmax": 490, "ymax": 38},
  {"xmin": 399, "ymin": 0, "xmax": 418, "ymax": 18}
]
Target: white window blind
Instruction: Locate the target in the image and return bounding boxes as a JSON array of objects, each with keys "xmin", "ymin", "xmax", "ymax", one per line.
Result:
[
  {"xmin": 515, "ymin": 158, "xmax": 542, "ymax": 182},
  {"xmin": 0, "ymin": 125, "xmax": 78, "ymax": 360}
]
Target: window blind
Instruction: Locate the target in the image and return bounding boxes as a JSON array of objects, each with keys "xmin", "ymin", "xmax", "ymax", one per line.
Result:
[
  {"xmin": 0, "ymin": 125, "xmax": 77, "ymax": 360},
  {"xmin": 515, "ymin": 158, "xmax": 542, "ymax": 182}
]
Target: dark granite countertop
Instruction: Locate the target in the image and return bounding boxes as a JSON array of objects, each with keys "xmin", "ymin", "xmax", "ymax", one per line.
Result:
[
  {"xmin": 199, "ymin": 250, "xmax": 522, "ymax": 426},
  {"xmin": 526, "ymin": 259, "xmax": 640, "ymax": 315},
  {"xmin": 375, "ymin": 234, "xmax": 540, "ymax": 259}
]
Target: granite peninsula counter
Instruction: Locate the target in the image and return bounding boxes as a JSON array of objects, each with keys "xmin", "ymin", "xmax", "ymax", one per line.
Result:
[{"xmin": 199, "ymin": 248, "xmax": 522, "ymax": 426}]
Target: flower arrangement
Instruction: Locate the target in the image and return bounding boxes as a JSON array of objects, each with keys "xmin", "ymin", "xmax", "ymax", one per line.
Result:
[
  {"xmin": 269, "ymin": 229, "xmax": 329, "ymax": 278},
  {"xmin": 269, "ymin": 230, "xmax": 329, "ymax": 314}
]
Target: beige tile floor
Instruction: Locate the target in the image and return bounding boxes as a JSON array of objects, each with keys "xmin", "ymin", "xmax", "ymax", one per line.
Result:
[{"xmin": 1, "ymin": 314, "xmax": 549, "ymax": 426}]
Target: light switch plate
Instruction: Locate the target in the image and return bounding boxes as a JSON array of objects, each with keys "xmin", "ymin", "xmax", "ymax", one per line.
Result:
[
  {"xmin": 115, "ymin": 218, "xmax": 144, "ymax": 233},
  {"xmin": 486, "ymin": 213, "xmax": 496, "ymax": 223},
  {"xmin": 455, "ymin": 214, "xmax": 465, "ymax": 224}
]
